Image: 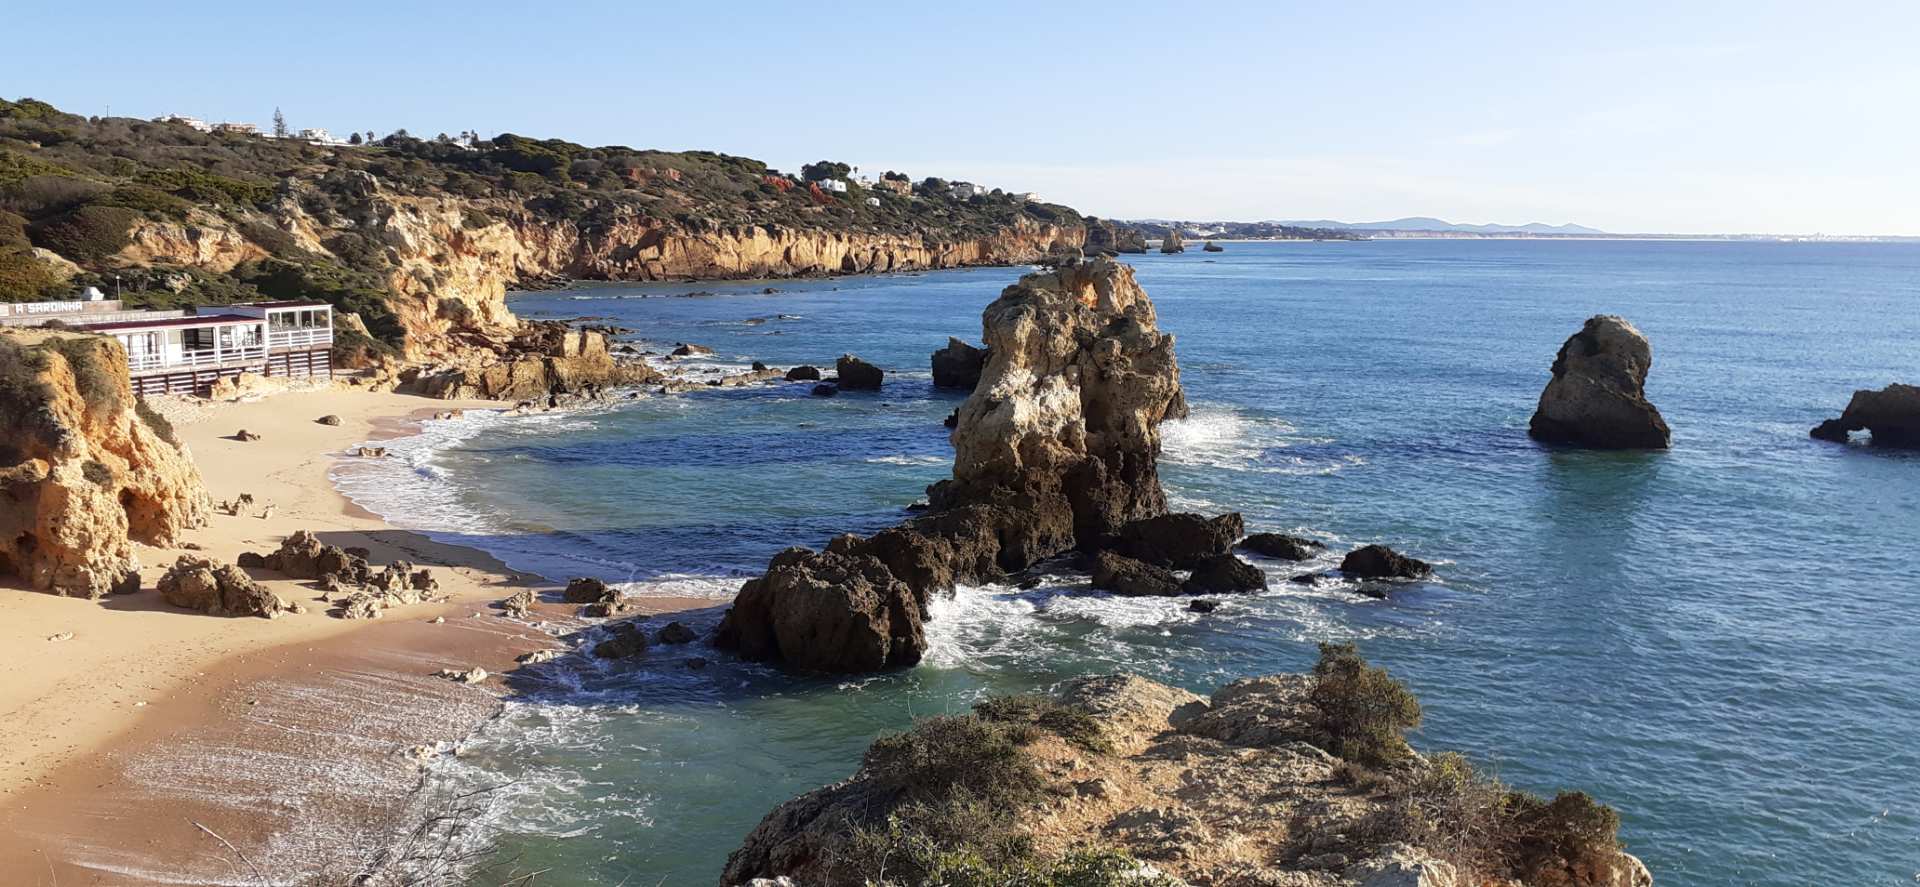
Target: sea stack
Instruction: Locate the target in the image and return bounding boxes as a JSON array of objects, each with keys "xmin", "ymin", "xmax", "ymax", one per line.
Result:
[
  {"xmin": 714, "ymin": 258, "xmax": 1185, "ymax": 672},
  {"xmin": 1160, "ymin": 227, "xmax": 1185, "ymax": 253},
  {"xmin": 929, "ymin": 337, "xmax": 987, "ymax": 390},
  {"xmin": 1810, "ymin": 383, "xmax": 1920, "ymax": 446},
  {"xmin": 1528, "ymin": 315, "xmax": 1671, "ymax": 449}
]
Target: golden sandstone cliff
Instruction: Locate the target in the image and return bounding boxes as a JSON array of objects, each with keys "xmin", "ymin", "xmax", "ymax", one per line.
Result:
[{"xmin": 0, "ymin": 328, "xmax": 209, "ymax": 597}]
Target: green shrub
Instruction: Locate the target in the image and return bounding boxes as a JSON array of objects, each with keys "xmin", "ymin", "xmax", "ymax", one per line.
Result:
[
  {"xmin": 134, "ymin": 396, "xmax": 177, "ymax": 446},
  {"xmin": 0, "ymin": 248, "xmax": 64, "ymax": 300},
  {"xmin": 1309, "ymin": 642, "xmax": 1422, "ymax": 767},
  {"xmin": 81, "ymin": 459, "xmax": 112, "ymax": 486},
  {"xmin": 98, "ymin": 184, "xmax": 193, "ymax": 217},
  {"xmin": 460, "ymin": 207, "xmax": 493, "ymax": 230},
  {"xmin": 1504, "ymin": 790, "xmax": 1625, "ymax": 886},
  {"xmin": 133, "ymin": 166, "xmax": 272, "ymax": 206},
  {"xmin": 28, "ymin": 204, "xmax": 137, "ymax": 263},
  {"xmin": 0, "ymin": 149, "xmax": 77, "ymax": 188},
  {"xmin": 238, "ymin": 221, "xmax": 305, "ymax": 258},
  {"xmin": 973, "ymin": 694, "xmax": 1111, "ymax": 753},
  {"xmin": 864, "ymin": 714, "xmax": 1047, "ymax": 805}
]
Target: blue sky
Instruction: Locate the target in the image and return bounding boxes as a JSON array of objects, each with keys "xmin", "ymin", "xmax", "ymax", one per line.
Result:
[{"xmin": 6, "ymin": 1, "xmax": 1918, "ymax": 234}]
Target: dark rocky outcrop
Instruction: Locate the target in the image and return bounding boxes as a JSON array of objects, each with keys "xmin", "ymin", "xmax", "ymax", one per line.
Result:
[
  {"xmin": 834, "ymin": 355, "xmax": 884, "ymax": 391},
  {"xmin": 1339, "ymin": 544, "xmax": 1433, "ymax": 580},
  {"xmin": 1181, "ymin": 553, "xmax": 1266, "ymax": 594},
  {"xmin": 1113, "ymin": 512, "xmax": 1243, "ymax": 568},
  {"xmin": 810, "ymin": 383, "xmax": 837, "ymax": 397},
  {"xmin": 785, "ymin": 364, "xmax": 821, "ymax": 381},
  {"xmin": 1528, "ymin": 315, "xmax": 1671, "ymax": 449},
  {"xmin": 158, "ymin": 555, "xmax": 294, "ymax": 618},
  {"xmin": 670, "ymin": 343, "xmax": 714, "ymax": 357},
  {"xmin": 656, "ymin": 621, "xmax": 697, "ymax": 645},
  {"xmin": 592, "ymin": 620, "xmax": 651, "ymax": 659},
  {"xmin": 1202, "ymin": 240, "xmax": 1224, "ymax": 252},
  {"xmin": 1810, "ymin": 383, "xmax": 1920, "ymax": 447},
  {"xmin": 1088, "ymin": 549, "xmax": 1183, "ymax": 596},
  {"xmin": 316, "ymin": 414, "xmax": 342, "ymax": 426},
  {"xmin": 255, "ymin": 530, "xmax": 369, "ymax": 584},
  {"xmin": 563, "ymin": 576, "xmax": 614, "ymax": 604},
  {"xmin": 715, "ymin": 259, "xmax": 1186, "ymax": 672},
  {"xmin": 930, "ymin": 337, "xmax": 987, "ymax": 390},
  {"xmin": 1239, "ymin": 532, "xmax": 1324, "ymax": 561}
]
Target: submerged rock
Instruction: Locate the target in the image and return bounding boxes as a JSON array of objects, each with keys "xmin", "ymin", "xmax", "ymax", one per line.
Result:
[
  {"xmin": 930, "ymin": 337, "xmax": 987, "ymax": 390},
  {"xmin": 1339, "ymin": 544, "xmax": 1432, "ymax": 580},
  {"xmin": 1239, "ymin": 532, "xmax": 1325, "ymax": 561},
  {"xmin": 1810, "ymin": 383, "xmax": 1920, "ymax": 446},
  {"xmin": 1181, "ymin": 553, "xmax": 1267, "ymax": 594},
  {"xmin": 1114, "ymin": 512, "xmax": 1244, "ymax": 568},
  {"xmin": 835, "ymin": 354, "xmax": 884, "ymax": 390},
  {"xmin": 1089, "ymin": 549, "xmax": 1183, "ymax": 597},
  {"xmin": 1528, "ymin": 315, "xmax": 1671, "ymax": 449}
]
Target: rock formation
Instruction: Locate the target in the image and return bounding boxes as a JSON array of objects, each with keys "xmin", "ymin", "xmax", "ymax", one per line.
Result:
[
  {"xmin": 1202, "ymin": 240, "xmax": 1224, "ymax": 252},
  {"xmin": 723, "ymin": 668, "xmax": 1650, "ymax": 887},
  {"xmin": 929, "ymin": 337, "xmax": 987, "ymax": 390},
  {"xmin": 1528, "ymin": 315, "xmax": 1671, "ymax": 449},
  {"xmin": 1159, "ymin": 227, "xmax": 1186, "ymax": 254},
  {"xmin": 715, "ymin": 258, "xmax": 1187, "ymax": 672},
  {"xmin": 408, "ymin": 321, "xmax": 661, "ymax": 401},
  {"xmin": 1810, "ymin": 383, "xmax": 1920, "ymax": 446},
  {"xmin": 784, "ymin": 365, "xmax": 821, "ymax": 382},
  {"xmin": 1083, "ymin": 217, "xmax": 1149, "ymax": 256},
  {"xmin": 833, "ymin": 355, "xmax": 884, "ymax": 391},
  {"xmin": 0, "ymin": 329, "xmax": 210, "ymax": 597}
]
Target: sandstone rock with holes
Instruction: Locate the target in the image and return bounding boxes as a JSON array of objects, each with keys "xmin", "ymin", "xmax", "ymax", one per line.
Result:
[
  {"xmin": 1529, "ymin": 315, "xmax": 1671, "ymax": 449},
  {"xmin": 1810, "ymin": 383, "xmax": 1920, "ymax": 446}
]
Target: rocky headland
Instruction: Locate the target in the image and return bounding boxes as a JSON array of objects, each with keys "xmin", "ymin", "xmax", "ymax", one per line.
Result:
[
  {"xmin": 1528, "ymin": 315, "xmax": 1671, "ymax": 449},
  {"xmin": 0, "ymin": 327, "xmax": 210, "ymax": 596},
  {"xmin": 1810, "ymin": 382, "xmax": 1920, "ymax": 447},
  {"xmin": 723, "ymin": 645, "xmax": 1651, "ymax": 887}
]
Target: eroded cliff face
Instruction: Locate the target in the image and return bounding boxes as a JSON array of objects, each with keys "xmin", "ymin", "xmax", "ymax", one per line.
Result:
[
  {"xmin": 0, "ymin": 329, "xmax": 210, "ymax": 597},
  {"xmin": 119, "ymin": 172, "xmax": 1083, "ymax": 364}
]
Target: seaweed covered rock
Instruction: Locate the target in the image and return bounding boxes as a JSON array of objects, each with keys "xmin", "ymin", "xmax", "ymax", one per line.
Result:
[
  {"xmin": 1810, "ymin": 383, "xmax": 1920, "ymax": 446},
  {"xmin": 1528, "ymin": 315, "xmax": 1671, "ymax": 449},
  {"xmin": 716, "ymin": 259, "xmax": 1187, "ymax": 673},
  {"xmin": 0, "ymin": 329, "xmax": 210, "ymax": 597}
]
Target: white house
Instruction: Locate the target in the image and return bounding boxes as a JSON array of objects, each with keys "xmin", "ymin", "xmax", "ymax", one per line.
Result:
[
  {"xmin": 1010, "ymin": 192, "xmax": 1040, "ymax": 202},
  {"xmin": 865, "ymin": 197, "xmax": 881, "ymax": 207},
  {"xmin": 0, "ymin": 299, "xmax": 335, "ymax": 395},
  {"xmin": 818, "ymin": 179, "xmax": 849, "ymax": 193},
  {"xmin": 156, "ymin": 114, "xmax": 212, "ymax": 133},
  {"xmin": 950, "ymin": 182, "xmax": 984, "ymax": 199},
  {"xmin": 298, "ymin": 127, "xmax": 341, "ymax": 144},
  {"xmin": 212, "ymin": 122, "xmax": 259, "ymax": 135}
]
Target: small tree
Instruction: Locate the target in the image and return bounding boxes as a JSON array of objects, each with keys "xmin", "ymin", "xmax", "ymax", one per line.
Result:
[
  {"xmin": 272, "ymin": 107, "xmax": 288, "ymax": 138},
  {"xmin": 800, "ymin": 160, "xmax": 850, "ymax": 182},
  {"xmin": 349, "ymin": 132, "xmax": 363, "ymax": 145}
]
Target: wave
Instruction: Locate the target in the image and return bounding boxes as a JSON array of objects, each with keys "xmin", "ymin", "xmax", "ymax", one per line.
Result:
[{"xmin": 1160, "ymin": 405, "xmax": 1360, "ymax": 476}]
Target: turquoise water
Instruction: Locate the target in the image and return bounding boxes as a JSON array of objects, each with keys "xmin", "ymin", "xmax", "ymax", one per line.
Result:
[{"xmin": 334, "ymin": 241, "xmax": 1920, "ymax": 886}]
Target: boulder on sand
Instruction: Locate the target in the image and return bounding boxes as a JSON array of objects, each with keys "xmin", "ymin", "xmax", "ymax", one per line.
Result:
[
  {"xmin": 1528, "ymin": 315, "xmax": 1671, "ymax": 449},
  {"xmin": 1810, "ymin": 383, "xmax": 1920, "ymax": 447},
  {"xmin": 1339, "ymin": 544, "xmax": 1432, "ymax": 580},
  {"xmin": 158, "ymin": 555, "xmax": 293, "ymax": 618},
  {"xmin": 564, "ymin": 576, "xmax": 614, "ymax": 604},
  {"xmin": 835, "ymin": 354, "xmax": 884, "ymax": 391},
  {"xmin": 930, "ymin": 337, "xmax": 987, "ymax": 390}
]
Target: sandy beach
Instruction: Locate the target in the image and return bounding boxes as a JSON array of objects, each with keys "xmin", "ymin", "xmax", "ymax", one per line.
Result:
[{"xmin": 0, "ymin": 384, "xmax": 704, "ymax": 884}]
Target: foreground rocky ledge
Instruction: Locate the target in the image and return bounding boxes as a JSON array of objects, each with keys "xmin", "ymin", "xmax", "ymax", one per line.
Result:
[{"xmin": 723, "ymin": 645, "xmax": 1651, "ymax": 887}]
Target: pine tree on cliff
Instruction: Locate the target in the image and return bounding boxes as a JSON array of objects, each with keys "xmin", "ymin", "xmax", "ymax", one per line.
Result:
[{"xmin": 272, "ymin": 107, "xmax": 288, "ymax": 139}]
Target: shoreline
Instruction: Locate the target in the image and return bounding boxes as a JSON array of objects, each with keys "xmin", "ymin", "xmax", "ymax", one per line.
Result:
[{"xmin": 0, "ymin": 383, "xmax": 709, "ymax": 883}]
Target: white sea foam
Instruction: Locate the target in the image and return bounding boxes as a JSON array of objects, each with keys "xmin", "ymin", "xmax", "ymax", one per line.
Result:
[
  {"xmin": 864, "ymin": 454, "xmax": 948, "ymax": 467},
  {"xmin": 1160, "ymin": 405, "xmax": 1359, "ymax": 476}
]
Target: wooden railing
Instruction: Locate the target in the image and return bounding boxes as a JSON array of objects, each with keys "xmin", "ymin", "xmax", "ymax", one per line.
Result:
[
  {"xmin": 126, "ymin": 345, "xmax": 267, "ymax": 372},
  {"xmin": 269, "ymin": 328, "xmax": 333, "ymax": 350}
]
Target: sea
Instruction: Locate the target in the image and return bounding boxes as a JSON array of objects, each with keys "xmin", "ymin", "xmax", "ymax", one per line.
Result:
[{"xmin": 329, "ymin": 239, "xmax": 1920, "ymax": 886}]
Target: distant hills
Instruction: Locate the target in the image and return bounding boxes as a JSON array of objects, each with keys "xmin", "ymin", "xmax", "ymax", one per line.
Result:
[{"xmin": 1273, "ymin": 217, "xmax": 1608, "ymax": 235}]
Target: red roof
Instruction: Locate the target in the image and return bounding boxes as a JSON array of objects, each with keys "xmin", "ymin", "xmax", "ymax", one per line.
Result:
[{"xmin": 71, "ymin": 314, "xmax": 262, "ymax": 333}]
